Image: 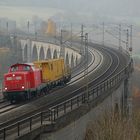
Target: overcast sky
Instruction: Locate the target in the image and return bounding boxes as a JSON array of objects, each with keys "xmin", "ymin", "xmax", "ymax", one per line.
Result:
[
  {"xmin": 0, "ymin": 0, "xmax": 139, "ymax": 17},
  {"xmin": 0, "ymin": 0, "xmax": 139, "ymax": 25}
]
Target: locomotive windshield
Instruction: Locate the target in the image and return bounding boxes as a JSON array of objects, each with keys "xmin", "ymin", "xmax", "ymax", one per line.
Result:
[{"xmin": 10, "ymin": 65, "xmax": 31, "ymax": 72}]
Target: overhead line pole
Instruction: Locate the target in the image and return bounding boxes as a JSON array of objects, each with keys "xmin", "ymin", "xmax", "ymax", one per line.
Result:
[
  {"xmin": 27, "ymin": 21, "xmax": 29, "ymax": 35},
  {"xmin": 60, "ymin": 29, "xmax": 66, "ymax": 59},
  {"xmin": 130, "ymin": 25, "xmax": 133, "ymax": 56},
  {"xmin": 6, "ymin": 22, "xmax": 8, "ymax": 35},
  {"xmin": 70, "ymin": 23, "xmax": 73, "ymax": 48},
  {"xmin": 119, "ymin": 24, "xmax": 122, "ymax": 50},
  {"xmin": 126, "ymin": 29, "xmax": 129, "ymax": 52},
  {"xmin": 85, "ymin": 33, "xmax": 89, "ymax": 101},
  {"xmin": 81, "ymin": 24, "xmax": 84, "ymax": 55},
  {"xmin": 102, "ymin": 22, "xmax": 105, "ymax": 46},
  {"xmin": 60, "ymin": 29, "xmax": 63, "ymax": 58}
]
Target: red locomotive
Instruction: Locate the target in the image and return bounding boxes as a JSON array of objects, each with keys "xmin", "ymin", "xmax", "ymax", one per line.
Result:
[
  {"xmin": 3, "ymin": 63, "xmax": 42, "ymax": 103},
  {"xmin": 3, "ymin": 59, "xmax": 71, "ymax": 103}
]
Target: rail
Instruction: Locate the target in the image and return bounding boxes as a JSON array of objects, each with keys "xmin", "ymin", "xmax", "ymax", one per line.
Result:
[{"xmin": 0, "ymin": 58, "xmax": 133, "ymax": 140}]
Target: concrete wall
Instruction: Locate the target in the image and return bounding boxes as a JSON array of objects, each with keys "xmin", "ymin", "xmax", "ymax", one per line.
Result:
[{"xmin": 39, "ymin": 80, "xmax": 129, "ymax": 140}]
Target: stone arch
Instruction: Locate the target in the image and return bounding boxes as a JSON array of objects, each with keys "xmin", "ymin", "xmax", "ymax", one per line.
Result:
[
  {"xmin": 39, "ymin": 47, "xmax": 45, "ymax": 60},
  {"xmin": 71, "ymin": 54, "xmax": 74, "ymax": 68},
  {"xmin": 46, "ymin": 48, "xmax": 52, "ymax": 59},
  {"xmin": 32, "ymin": 45, "xmax": 38, "ymax": 61},
  {"xmin": 24, "ymin": 44, "xmax": 28, "ymax": 62},
  {"xmin": 53, "ymin": 50, "xmax": 57, "ymax": 59},
  {"xmin": 66, "ymin": 53, "xmax": 69, "ymax": 65}
]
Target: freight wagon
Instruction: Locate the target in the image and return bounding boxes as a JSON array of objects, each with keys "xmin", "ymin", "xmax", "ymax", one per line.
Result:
[
  {"xmin": 3, "ymin": 58, "xmax": 71, "ymax": 103},
  {"xmin": 34, "ymin": 58, "xmax": 71, "ymax": 86}
]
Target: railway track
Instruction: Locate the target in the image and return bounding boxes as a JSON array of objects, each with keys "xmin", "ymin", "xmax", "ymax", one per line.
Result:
[
  {"xmin": 0, "ymin": 105, "xmax": 17, "ymax": 114},
  {"xmin": 0, "ymin": 44, "xmax": 130, "ymax": 140},
  {"xmin": 0, "ymin": 46, "xmax": 99, "ymax": 124},
  {"xmin": 52, "ymin": 45, "xmax": 119, "ymax": 104},
  {"xmin": 0, "ymin": 99, "xmax": 5, "ymax": 104},
  {"xmin": 0, "ymin": 102, "xmax": 11, "ymax": 110}
]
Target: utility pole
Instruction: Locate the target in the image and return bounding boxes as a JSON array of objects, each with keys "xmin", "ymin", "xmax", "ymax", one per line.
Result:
[
  {"xmin": 60, "ymin": 29, "xmax": 65, "ymax": 58},
  {"xmin": 6, "ymin": 22, "xmax": 9, "ymax": 48},
  {"xmin": 35, "ymin": 31, "xmax": 37, "ymax": 40},
  {"xmin": 85, "ymin": 33, "xmax": 89, "ymax": 101},
  {"xmin": 129, "ymin": 25, "xmax": 133, "ymax": 56},
  {"xmin": 102, "ymin": 22, "xmax": 105, "ymax": 46},
  {"xmin": 70, "ymin": 23, "xmax": 73, "ymax": 48},
  {"xmin": 6, "ymin": 22, "xmax": 8, "ymax": 35},
  {"xmin": 81, "ymin": 24, "xmax": 84, "ymax": 55},
  {"xmin": 34, "ymin": 22, "xmax": 37, "ymax": 40},
  {"xmin": 27, "ymin": 21, "xmax": 31, "ymax": 62},
  {"xmin": 27, "ymin": 21, "xmax": 29, "ymax": 35},
  {"xmin": 126, "ymin": 29, "xmax": 129, "ymax": 52},
  {"xmin": 119, "ymin": 24, "xmax": 122, "ymax": 50},
  {"xmin": 60, "ymin": 29, "xmax": 63, "ymax": 57},
  {"xmin": 54, "ymin": 23, "xmax": 57, "ymax": 44}
]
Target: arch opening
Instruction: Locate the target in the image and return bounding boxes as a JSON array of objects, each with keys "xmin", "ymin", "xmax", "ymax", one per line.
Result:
[
  {"xmin": 39, "ymin": 47, "xmax": 45, "ymax": 60},
  {"xmin": 32, "ymin": 45, "xmax": 38, "ymax": 61},
  {"xmin": 53, "ymin": 50, "xmax": 57, "ymax": 59},
  {"xmin": 66, "ymin": 53, "xmax": 69, "ymax": 65},
  {"xmin": 46, "ymin": 48, "xmax": 52, "ymax": 59},
  {"xmin": 71, "ymin": 54, "xmax": 74, "ymax": 68}
]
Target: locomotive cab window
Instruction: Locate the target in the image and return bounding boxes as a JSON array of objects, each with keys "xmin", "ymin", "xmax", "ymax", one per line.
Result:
[
  {"xmin": 11, "ymin": 66, "xmax": 18, "ymax": 72},
  {"xmin": 23, "ymin": 66, "xmax": 30, "ymax": 71}
]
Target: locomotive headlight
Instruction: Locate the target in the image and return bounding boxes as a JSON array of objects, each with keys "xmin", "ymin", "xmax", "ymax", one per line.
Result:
[
  {"xmin": 21, "ymin": 86, "xmax": 25, "ymax": 89},
  {"xmin": 5, "ymin": 87, "xmax": 7, "ymax": 90}
]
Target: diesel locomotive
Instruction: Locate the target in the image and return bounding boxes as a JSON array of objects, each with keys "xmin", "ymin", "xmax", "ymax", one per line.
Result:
[{"xmin": 3, "ymin": 58, "xmax": 71, "ymax": 103}]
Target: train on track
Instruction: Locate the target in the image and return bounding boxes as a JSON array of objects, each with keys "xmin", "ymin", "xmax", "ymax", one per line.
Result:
[{"xmin": 2, "ymin": 58, "xmax": 71, "ymax": 103}]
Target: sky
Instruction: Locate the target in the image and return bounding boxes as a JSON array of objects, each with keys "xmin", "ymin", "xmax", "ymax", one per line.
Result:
[
  {"xmin": 0, "ymin": 0, "xmax": 139, "ymax": 18},
  {"xmin": 0, "ymin": 0, "xmax": 139, "ymax": 26}
]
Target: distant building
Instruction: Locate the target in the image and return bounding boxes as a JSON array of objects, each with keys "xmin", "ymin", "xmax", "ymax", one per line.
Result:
[
  {"xmin": 40, "ymin": 19, "xmax": 57, "ymax": 36},
  {"xmin": 46, "ymin": 19, "xmax": 56, "ymax": 36}
]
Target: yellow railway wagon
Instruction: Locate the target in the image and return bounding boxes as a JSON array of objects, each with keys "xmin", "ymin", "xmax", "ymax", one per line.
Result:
[{"xmin": 34, "ymin": 58, "xmax": 70, "ymax": 83}]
